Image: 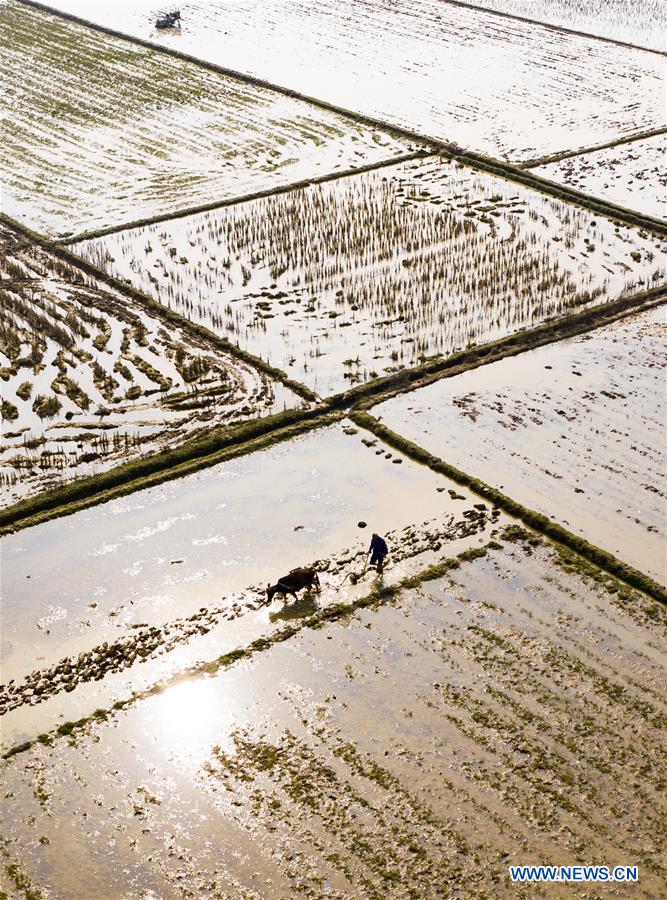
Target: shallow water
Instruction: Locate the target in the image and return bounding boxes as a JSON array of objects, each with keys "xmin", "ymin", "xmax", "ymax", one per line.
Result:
[
  {"xmin": 2, "ymin": 1, "xmax": 414, "ymax": 236},
  {"xmin": 534, "ymin": 134, "xmax": 667, "ymax": 221},
  {"xmin": 2, "ymin": 3, "xmax": 665, "ymax": 895},
  {"xmin": 471, "ymin": 0, "xmax": 666, "ymax": 51},
  {"xmin": 42, "ymin": 0, "xmax": 665, "ymax": 162},
  {"xmin": 0, "ymin": 421, "xmax": 483, "ymax": 690},
  {"xmin": 0, "ymin": 223, "xmax": 296, "ymax": 504},
  {"xmin": 77, "ymin": 156, "xmax": 667, "ymax": 395},
  {"xmin": 2, "ymin": 539, "xmax": 665, "ymax": 897},
  {"xmin": 376, "ymin": 305, "xmax": 667, "ymax": 582}
]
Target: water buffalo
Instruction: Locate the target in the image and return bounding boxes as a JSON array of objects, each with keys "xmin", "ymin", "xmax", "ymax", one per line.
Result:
[{"xmin": 266, "ymin": 567, "xmax": 320, "ymax": 603}]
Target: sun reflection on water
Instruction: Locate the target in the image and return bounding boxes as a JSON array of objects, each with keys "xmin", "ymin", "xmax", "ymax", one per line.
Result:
[{"xmin": 152, "ymin": 677, "xmax": 234, "ymax": 764}]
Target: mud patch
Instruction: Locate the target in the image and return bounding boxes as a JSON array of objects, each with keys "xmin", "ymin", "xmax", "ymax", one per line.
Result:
[
  {"xmin": 1, "ymin": 539, "xmax": 664, "ymax": 897},
  {"xmin": 0, "ymin": 223, "xmax": 294, "ymax": 504},
  {"xmin": 376, "ymin": 305, "xmax": 667, "ymax": 581}
]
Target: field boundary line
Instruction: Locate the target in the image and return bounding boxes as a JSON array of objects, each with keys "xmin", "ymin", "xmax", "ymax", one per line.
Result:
[
  {"xmin": 439, "ymin": 0, "xmax": 666, "ymax": 57},
  {"xmin": 22, "ymin": 0, "xmax": 666, "ymax": 63},
  {"xmin": 61, "ymin": 150, "xmax": 435, "ymax": 244},
  {"xmin": 520, "ymin": 127, "xmax": 667, "ymax": 170},
  {"xmin": 444, "ymin": 152, "xmax": 667, "ymax": 234},
  {"xmin": 18, "ymin": 0, "xmax": 667, "ymax": 235},
  {"xmin": 4, "ymin": 529, "xmax": 663, "ymax": 762},
  {"xmin": 63, "ymin": 130, "xmax": 667, "ymax": 244},
  {"xmin": 1, "ymin": 227, "xmax": 664, "ymax": 534},
  {"xmin": 16, "ymin": 0, "xmax": 433, "ymax": 148},
  {"xmin": 1, "ymin": 213, "xmax": 318, "ymax": 404},
  {"xmin": 0, "ymin": 409, "xmax": 343, "ymax": 537},
  {"xmin": 349, "ymin": 412, "xmax": 667, "ymax": 605},
  {"xmin": 331, "ymin": 287, "xmax": 667, "ymax": 410}
]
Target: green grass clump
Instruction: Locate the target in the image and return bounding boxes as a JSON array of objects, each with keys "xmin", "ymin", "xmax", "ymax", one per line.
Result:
[
  {"xmin": 56, "ymin": 721, "xmax": 76, "ymax": 736},
  {"xmin": 6, "ymin": 863, "xmax": 42, "ymax": 900},
  {"xmin": 351, "ymin": 411, "xmax": 667, "ymax": 606},
  {"xmin": 500, "ymin": 524, "xmax": 537, "ymax": 544},
  {"xmin": 2, "ymin": 741, "xmax": 32, "ymax": 759},
  {"xmin": 216, "ymin": 648, "xmax": 247, "ymax": 666},
  {"xmin": 458, "ymin": 546, "xmax": 490, "ymax": 562}
]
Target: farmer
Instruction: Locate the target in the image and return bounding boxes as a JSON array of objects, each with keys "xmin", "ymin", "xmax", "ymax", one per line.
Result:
[{"xmin": 368, "ymin": 533, "xmax": 388, "ymax": 573}]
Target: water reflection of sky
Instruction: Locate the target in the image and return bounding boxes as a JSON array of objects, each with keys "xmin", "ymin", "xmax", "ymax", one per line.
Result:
[
  {"xmin": 1, "ymin": 422, "xmax": 459, "ymax": 679},
  {"xmin": 81, "ymin": 157, "xmax": 666, "ymax": 394},
  {"xmin": 150, "ymin": 678, "xmax": 236, "ymax": 765},
  {"xmin": 46, "ymin": 1, "xmax": 665, "ymax": 160}
]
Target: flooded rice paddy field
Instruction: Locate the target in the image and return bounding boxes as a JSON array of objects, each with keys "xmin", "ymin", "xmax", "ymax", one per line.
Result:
[
  {"xmin": 3, "ymin": 3, "xmax": 666, "ymax": 897},
  {"xmin": 2, "ymin": 534, "xmax": 665, "ymax": 898},
  {"xmin": 471, "ymin": 0, "xmax": 667, "ymax": 51},
  {"xmin": 1, "ymin": 2, "xmax": 414, "ymax": 238},
  {"xmin": 376, "ymin": 304, "xmax": 667, "ymax": 583},
  {"xmin": 77, "ymin": 156, "xmax": 667, "ymax": 395},
  {"xmin": 0, "ymin": 223, "xmax": 296, "ymax": 505},
  {"xmin": 533, "ymin": 134, "xmax": 667, "ymax": 222},
  {"xmin": 43, "ymin": 0, "xmax": 664, "ymax": 162},
  {"xmin": 1, "ymin": 420, "xmax": 504, "ymax": 739}
]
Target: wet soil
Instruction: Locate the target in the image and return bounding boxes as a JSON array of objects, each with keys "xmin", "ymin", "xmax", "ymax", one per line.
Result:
[
  {"xmin": 2, "ymin": 1, "xmax": 414, "ymax": 237},
  {"xmin": 471, "ymin": 0, "xmax": 666, "ymax": 51},
  {"xmin": 43, "ymin": 0, "xmax": 665, "ymax": 162},
  {"xmin": 534, "ymin": 134, "xmax": 667, "ymax": 221},
  {"xmin": 0, "ymin": 422, "xmax": 497, "ymax": 709},
  {"xmin": 376, "ymin": 305, "xmax": 667, "ymax": 582},
  {"xmin": 0, "ymin": 223, "xmax": 295, "ymax": 505},
  {"xmin": 78, "ymin": 156, "xmax": 667, "ymax": 394},
  {"xmin": 1, "ymin": 505, "xmax": 497, "ymax": 718},
  {"xmin": 2, "ymin": 5, "xmax": 665, "ymax": 898},
  {"xmin": 1, "ymin": 538, "xmax": 664, "ymax": 898}
]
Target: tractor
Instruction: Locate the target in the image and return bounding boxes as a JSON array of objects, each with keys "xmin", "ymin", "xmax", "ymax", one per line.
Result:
[{"xmin": 155, "ymin": 10, "xmax": 181, "ymax": 29}]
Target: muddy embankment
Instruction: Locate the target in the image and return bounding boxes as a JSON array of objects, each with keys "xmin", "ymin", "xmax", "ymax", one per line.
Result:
[{"xmin": 1, "ymin": 505, "xmax": 498, "ymax": 717}]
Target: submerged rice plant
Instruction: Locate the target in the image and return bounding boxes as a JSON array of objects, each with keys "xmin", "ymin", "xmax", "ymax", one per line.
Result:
[
  {"xmin": 80, "ymin": 156, "xmax": 667, "ymax": 394},
  {"xmin": 0, "ymin": 223, "xmax": 284, "ymax": 503}
]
